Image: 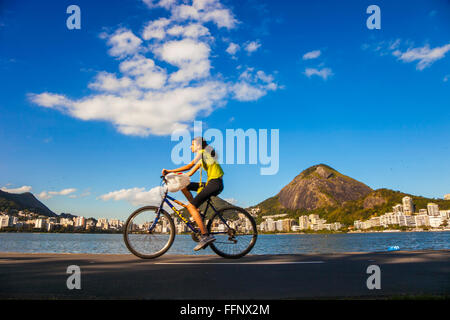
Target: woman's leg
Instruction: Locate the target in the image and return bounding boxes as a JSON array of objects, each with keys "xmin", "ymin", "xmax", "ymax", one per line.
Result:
[
  {"xmin": 182, "ymin": 180, "xmax": 223, "ymax": 236},
  {"xmin": 181, "ymin": 187, "xmax": 195, "ymax": 203},
  {"xmin": 181, "ymin": 186, "xmax": 208, "ymax": 235},
  {"xmin": 186, "ymin": 203, "xmax": 208, "ymax": 235}
]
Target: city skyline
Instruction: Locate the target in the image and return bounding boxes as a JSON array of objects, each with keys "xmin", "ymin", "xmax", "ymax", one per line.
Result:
[
  {"xmin": 2, "ymin": 195, "xmax": 449, "ymax": 234},
  {"xmin": 1, "ymin": 0, "xmax": 450, "ymax": 220}
]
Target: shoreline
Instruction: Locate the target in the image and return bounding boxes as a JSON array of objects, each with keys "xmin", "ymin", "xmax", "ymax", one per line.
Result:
[
  {"xmin": 1, "ymin": 248, "xmax": 449, "ymax": 256},
  {"xmin": 1, "ymin": 229, "xmax": 450, "ymax": 235},
  {"xmin": 263, "ymin": 229, "xmax": 450, "ymax": 235}
]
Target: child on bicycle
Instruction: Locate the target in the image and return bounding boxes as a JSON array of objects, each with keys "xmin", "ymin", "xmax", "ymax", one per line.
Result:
[{"xmin": 162, "ymin": 136, "xmax": 224, "ymax": 251}]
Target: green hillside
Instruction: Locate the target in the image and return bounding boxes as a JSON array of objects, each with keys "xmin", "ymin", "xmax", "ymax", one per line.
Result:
[
  {"xmin": 0, "ymin": 190, "xmax": 56, "ymax": 217},
  {"xmin": 252, "ymin": 188, "xmax": 450, "ymax": 226}
]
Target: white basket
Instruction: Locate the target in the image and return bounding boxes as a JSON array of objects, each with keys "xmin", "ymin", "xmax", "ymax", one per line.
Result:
[{"xmin": 165, "ymin": 173, "xmax": 191, "ymax": 192}]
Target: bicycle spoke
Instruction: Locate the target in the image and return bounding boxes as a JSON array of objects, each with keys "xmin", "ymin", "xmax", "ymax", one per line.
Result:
[
  {"xmin": 208, "ymin": 207, "xmax": 257, "ymax": 258},
  {"xmin": 124, "ymin": 207, "xmax": 174, "ymax": 258}
]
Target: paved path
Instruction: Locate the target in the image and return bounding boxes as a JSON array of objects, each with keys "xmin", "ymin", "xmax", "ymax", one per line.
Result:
[{"xmin": 0, "ymin": 250, "xmax": 449, "ymax": 299}]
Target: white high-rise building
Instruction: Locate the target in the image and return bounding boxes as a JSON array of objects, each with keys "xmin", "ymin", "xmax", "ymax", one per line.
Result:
[
  {"xmin": 402, "ymin": 196, "xmax": 414, "ymax": 214},
  {"xmin": 96, "ymin": 218, "xmax": 109, "ymax": 230},
  {"xmin": 0, "ymin": 215, "xmax": 17, "ymax": 228},
  {"xmin": 414, "ymin": 214, "xmax": 430, "ymax": 227},
  {"xmin": 427, "ymin": 203, "xmax": 439, "ymax": 216},
  {"xmin": 0, "ymin": 215, "xmax": 8, "ymax": 228},
  {"xmin": 299, "ymin": 216, "xmax": 309, "ymax": 230},
  {"xmin": 370, "ymin": 217, "xmax": 381, "ymax": 227},
  {"xmin": 275, "ymin": 220, "xmax": 284, "ymax": 232},
  {"xmin": 309, "ymin": 214, "xmax": 319, "ymax": 224},
  {"xmin": 429, "ymin": 216, "xmax": 443, "ymax": 228},
  {"xmin": 34, "ymin": 219, "xmax": 47, "ymax": 229},
  {"xmin": 109, "ymin": 219, "xmax": 121, "ymax": 228},
  {"xmin": 266, "ymin": 219, "xmax": 275, "ymax": 232},
  {"xmin": 392, "ymin": 204, "xmax": 403, "ymax": 213},
  {"xmin": 74, "ymin": 216, "xmax": 85, "ymax": 228},
  {"xmin": 398, "ymin": 215, "xmax": 415, "ymax": 227},
  {"xmin": 60, "ymin": 218, "xmax": 74, "ymax": 226}
]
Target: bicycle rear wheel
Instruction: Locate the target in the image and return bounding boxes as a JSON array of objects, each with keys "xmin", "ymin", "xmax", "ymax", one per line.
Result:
[
  {"xmin": 207, "ymin": 206, "xmax": 257, "ymax": 259},
  {"xmin": 123, "ymin": 206, "xmax": 175, "ymax": 259}
]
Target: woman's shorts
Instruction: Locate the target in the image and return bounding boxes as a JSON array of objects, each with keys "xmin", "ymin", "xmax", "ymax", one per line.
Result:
[{"xmin": 186, "ymin": 178, "xmax": 224, "ymax": 208}]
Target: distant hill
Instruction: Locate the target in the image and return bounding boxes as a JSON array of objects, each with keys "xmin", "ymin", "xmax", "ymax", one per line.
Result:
[
  {"xmin": 252, "ymin": 164, "xmax": 450, "ymax": 225},
  {"xmin": 0, "ymin": 190, "xmax": 56, "ymax": 217},
  {"xmin": 59, "ymin": 212, "xmax": 79, "ymax": 219},
  {"xmin": 277, "ymin": 164, "xmax": 372, "ymax": 210}
]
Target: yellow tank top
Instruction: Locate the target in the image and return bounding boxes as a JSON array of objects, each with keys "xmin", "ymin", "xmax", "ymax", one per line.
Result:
[{"xmin": 199, "ymin": 149, "xmax": 224, "ymax": 183}]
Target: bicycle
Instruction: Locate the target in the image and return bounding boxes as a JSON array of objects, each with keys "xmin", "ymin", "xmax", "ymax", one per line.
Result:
[{"xmin": 123, "ymin": 176, "xmax": 258, "ymax": 259}]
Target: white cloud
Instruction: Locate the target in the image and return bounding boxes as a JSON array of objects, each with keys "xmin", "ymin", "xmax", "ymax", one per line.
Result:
[
  {"xmin": 367, "ymin": 40, "xmax": 450, "ymax": 71},
  {"xmin": 88, "ymin": 72, "xmax": 133, "ymax": 92},
  {"xmin": 38, "ymin": 188, "xmax": 77, "ymax": 200},
  {"xmin": 304, "ymin": 67, "xmax": 333, "ymax": 80},
  {"xmin": 256, "ymin": 70, "xmax": 274, "ymax": 83},
  {"xmin": 202, "ymin": 8, "xmax": 237, "ymax": 29},
  {"xmin": 99, "ymin": 186, "xmax": 163, "ymax": 206},
  {"xmin": 154, "ymin": 38, "xmax": 211, "ymax": 82},
  {"xmin": 142, "ymin": 18, "xmax": 171, "ymax": 41},
  {"xmin": 244, "ymin": 40, "xmax": 261, "ymax": 54},
  {"xmin": 224, "ymin": 198, "xmax": 238, "ymax": 205},
  {"xmin": 166, "ymin": 23, "xmax": 210, "ymax": 38},
  {"xmin": 28, "ymin": 92, "xmax": 71, "ymax": 109},
  {"xmin": 29, "ymin": 0, "xmax": 278, "ymax": 137},
  {"xmin": 116, "ymin": 55, "xmax": 168, "ymax": 90},
  {"xmin": 30, "ymin": 82, "xmax": 227, "ymax": 136},
  {"xmin": 172, "ymin": 4, "xmax": 200, "ymax": 21},
  {"xmin": 155, "ymin": 38, "xmax": 210, "ymax": 65},
  {"xmin": 171, "ymin": 0, "xmax": 238, "ymax": 29},
  {"xmin": 58, "ymin": 188, "xmax": 77, "ymax": 195},
  {"xmin": 135, "ymin": 71, "xmax": 167, "ymax": 89},
  {"xmin": 232, "ymin": 68, "xmax": 278, "ymax": 101},
  {"xmin": 396, "ymin": 44, "xmax": 450, "ymax": 70},
  {"xmin": 106, "ymin": 28, "xmax": 143, "ymax": 58},
  {"xmin": 232, "ymin": 82, "xmax": 266, "ymax": 101},
  {"xmin": 143, "ymin": 0, "xmax": 177, "ymax": 9},
  {"xmin": 38, "ymin": 192, "xmax": 50, "ymax": 200},
  {"xmin": 389, "ymin": 39, "xmax": 401, "ymax": 50},
  {"xmin": 302, "ymin": 50, "xmax": 321, "ymax": 60},
  {"xmin": 226, "ymin": 42, "xmax": 240, "ymax": 55},
  {"xmin": 1, "ymin": 186, "xmax": 32, "ymax": 194}
]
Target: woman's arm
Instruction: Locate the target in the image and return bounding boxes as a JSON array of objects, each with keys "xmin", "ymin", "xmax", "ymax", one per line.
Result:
[
  {"xmin": 162, "ymin": 153, "xmax": 202, "ymax": 175},
  {"xmin": 187, "ymin": 161, "xmax": 202, "ymax": 177}
]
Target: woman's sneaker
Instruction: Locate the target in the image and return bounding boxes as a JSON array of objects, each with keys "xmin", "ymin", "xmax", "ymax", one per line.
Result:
[{"xmin": 194, "ymin": 234, "xmax": 216, "ymax": 251}]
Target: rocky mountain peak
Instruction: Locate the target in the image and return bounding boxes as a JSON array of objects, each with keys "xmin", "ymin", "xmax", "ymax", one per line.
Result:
[{"xmin": 277, "ymin": 164, "xmax": 372, "ymax": 210}]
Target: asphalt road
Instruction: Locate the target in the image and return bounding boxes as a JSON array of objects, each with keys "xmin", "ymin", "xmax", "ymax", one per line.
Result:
[{"xmin": 0, "ymin": 250, "xmax": 449, "ymax": 299}]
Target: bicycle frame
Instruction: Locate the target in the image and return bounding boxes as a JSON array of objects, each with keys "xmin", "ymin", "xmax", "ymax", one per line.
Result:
[{"xmin": 149, "ymin": 188, "xmax": 231, "ymax": 235}]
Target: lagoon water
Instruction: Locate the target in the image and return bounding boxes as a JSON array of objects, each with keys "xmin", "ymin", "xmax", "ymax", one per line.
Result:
[{"xmin": 0, "ymin": 232, "xmax": 449, "ymax": 255}]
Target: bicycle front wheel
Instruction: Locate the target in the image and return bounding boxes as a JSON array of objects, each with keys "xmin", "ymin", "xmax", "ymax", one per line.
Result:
[
  {"xmin": 207, "ymin": 206, "xmax": 257, "ymax": 259},
  {"xmin": 123, "ymin": 206, "xmax": 175, "ymax": 259}
]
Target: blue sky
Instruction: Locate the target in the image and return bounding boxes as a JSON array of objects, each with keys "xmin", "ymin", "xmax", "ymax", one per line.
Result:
[{"xmin": 1, "ymin": 0, "xmax": 449, "ymax": 220}]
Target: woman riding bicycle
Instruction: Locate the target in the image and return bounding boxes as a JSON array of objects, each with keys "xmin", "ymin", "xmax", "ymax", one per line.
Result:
[{"xmin": 161, "ymin": 136, "xmax": 224, "ymax": 251}]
